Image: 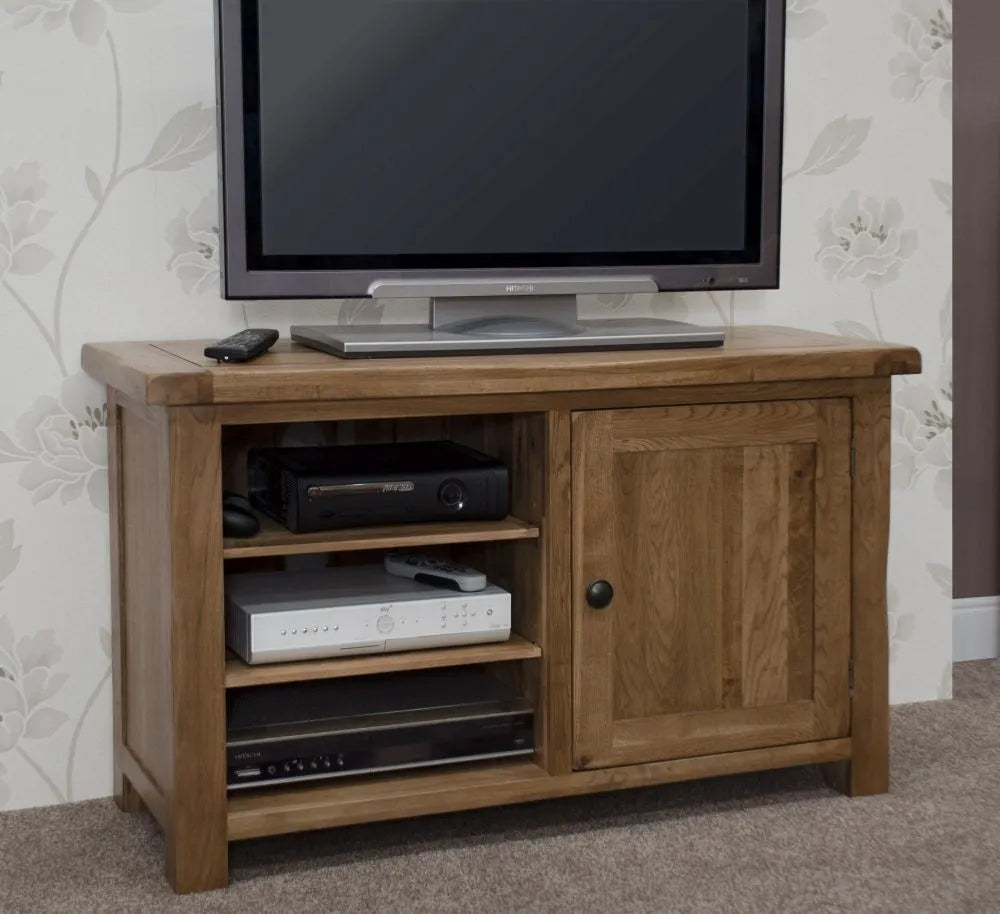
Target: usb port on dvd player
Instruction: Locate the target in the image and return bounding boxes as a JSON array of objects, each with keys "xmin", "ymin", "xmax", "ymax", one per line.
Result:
[{"xmin": 234, "ymin": 767, "xmax": 261, "ymax": 779}]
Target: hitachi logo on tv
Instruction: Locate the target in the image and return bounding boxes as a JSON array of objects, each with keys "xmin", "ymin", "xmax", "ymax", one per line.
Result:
[{"xmin": 505, "ymin": 283, "xmax": 535, "ymax": 294}]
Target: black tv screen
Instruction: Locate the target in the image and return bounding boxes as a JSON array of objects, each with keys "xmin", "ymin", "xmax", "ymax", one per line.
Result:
[{"xmin": 217, "ymin": 0, "xmax": 784, "ymax": 298}]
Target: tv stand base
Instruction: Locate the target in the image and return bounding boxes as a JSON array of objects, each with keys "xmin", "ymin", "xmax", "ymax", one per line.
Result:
[{"xmin": 292, "ymin": 315, "xmax": 724, "ymax": 358}]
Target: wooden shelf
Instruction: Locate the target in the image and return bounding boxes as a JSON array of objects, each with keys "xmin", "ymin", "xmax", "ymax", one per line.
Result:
[
  {"xmin": 223, "ymin": 514, "xmax": 539, "ymax": 559},
  {"xmin": 225, "ymin": 634, "xmax": 541, "ymax": 688},
  {"xmin": 227, "ymin": 758, "xmax": 550, "ymax": 840}
]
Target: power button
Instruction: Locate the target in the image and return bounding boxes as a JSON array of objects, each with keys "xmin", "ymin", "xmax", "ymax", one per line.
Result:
[
  {"xmin": 438, "ymin": 479, "xmax": 466, "ymax": 511},
  {"xmin": 376, "ymin": 615, "xmax": 395, "ymax": 635}
]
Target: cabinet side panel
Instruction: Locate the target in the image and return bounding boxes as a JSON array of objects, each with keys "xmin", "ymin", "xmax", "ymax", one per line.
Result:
[{"xmin": 120, "ymin": 405, "xmax": 174, "ymax": 796}]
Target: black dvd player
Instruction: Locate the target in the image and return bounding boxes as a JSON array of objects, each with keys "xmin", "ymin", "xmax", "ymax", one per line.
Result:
[
  {"xmin": 247, "ymin": 440, "xmax": 509, "ymax": 533},
  {"xmin": 226, "ymin": 668, "xmax": 534, "ymax": 790}
]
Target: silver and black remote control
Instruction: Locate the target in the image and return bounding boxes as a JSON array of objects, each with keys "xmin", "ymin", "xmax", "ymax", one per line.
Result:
[
  {"xmin": 384, "ymin": 552, "xmax": 489, "ymax": 592},
  {"xmin": 204, "ymin": 329, "xmax": 279, "ymax": 363}
]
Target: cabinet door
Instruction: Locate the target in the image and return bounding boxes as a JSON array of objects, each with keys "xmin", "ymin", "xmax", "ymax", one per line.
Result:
[{"xmin": 572, "ymin": 400, "xmax": 852, "ymax": 770}]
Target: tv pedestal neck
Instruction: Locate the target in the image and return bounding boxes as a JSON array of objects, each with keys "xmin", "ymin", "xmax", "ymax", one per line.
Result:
[{"xmin": 81, "ymin": 326, "xmax": 920, "ymax": 893}]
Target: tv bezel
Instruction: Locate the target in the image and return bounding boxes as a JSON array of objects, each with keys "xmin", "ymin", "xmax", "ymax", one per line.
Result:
[{"xmin": 215, "ymin": 0, "xmax": 786, "ymax": 300}]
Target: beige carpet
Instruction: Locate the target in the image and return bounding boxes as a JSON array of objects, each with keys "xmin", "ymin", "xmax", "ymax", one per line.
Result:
[{"xmin": 2, "ymin": 661, "xmax": 998, "ymax": 914}]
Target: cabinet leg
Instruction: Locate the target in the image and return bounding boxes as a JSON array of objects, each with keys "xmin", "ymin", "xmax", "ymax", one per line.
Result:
[
  {"xmin": 164, "ymin": 407, "xmax": 229, "ymax": 895},
  {"xmin": 165, "ymin": 826, "xmax": 229, "ymax": 894},
  {"xmin": 114, "ymin": 770, "xmax": 143, "ymax": 815},
  {"xmin": 840, "ymin": 387, "xmax": 891, "ymax": 799},
  {"xmin": 822, "ymin": 755, "xmax": 888, "ymax": 797}
]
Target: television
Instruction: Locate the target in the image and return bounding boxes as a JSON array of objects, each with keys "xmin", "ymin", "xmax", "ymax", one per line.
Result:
[{"xmin": 215, "ymin": 0, "xmax": 785, "ymax": 357}]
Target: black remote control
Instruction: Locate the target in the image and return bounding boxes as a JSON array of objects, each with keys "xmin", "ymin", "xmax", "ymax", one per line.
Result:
[{"xmin": 204, "ymin": 329, "xmax": 279, "ymax": 363}]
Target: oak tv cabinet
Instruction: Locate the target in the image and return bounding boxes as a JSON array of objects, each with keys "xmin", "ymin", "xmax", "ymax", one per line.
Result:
[{"xmin": 82, "ymin": 326, "xmax": 921, "ymax": 894}]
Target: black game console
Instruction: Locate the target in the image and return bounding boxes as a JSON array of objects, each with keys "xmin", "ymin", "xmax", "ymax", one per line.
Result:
[
  {"xmin": 226, "ymin": 668, "xmax": 534, "ymax": 789},
  {"xmin": 247, "ymin": 440, "xmax": 509, "ymax": 533}
]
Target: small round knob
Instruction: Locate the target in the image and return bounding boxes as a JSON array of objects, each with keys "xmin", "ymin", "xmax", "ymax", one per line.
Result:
[{"xmin": 586, "ymin": 580, "xmax": 614, "ymax": 609}]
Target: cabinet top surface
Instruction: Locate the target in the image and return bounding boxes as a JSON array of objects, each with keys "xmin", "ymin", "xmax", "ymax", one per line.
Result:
[{"xmin": 82, "ymin": 326, "xmax": 920, "ymax": 407}]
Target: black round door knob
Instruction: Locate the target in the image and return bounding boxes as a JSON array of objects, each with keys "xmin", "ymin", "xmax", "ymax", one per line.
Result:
[{"xmin": 586, "ymin": 580, "xmax": 615, "ymax": 609}]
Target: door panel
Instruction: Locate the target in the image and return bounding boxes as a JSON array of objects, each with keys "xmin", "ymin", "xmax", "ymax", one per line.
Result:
[{"xmin": 573, "ymin": 400, "xmax": 851, "ymax": 770}]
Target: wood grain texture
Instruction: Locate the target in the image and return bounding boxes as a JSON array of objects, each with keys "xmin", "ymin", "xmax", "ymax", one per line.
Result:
[
  {"xmin": 786, "ymin": 445, "xmax": 817, "ymax": 703},
  {"xmin": 223, "ymin": 515, "xmax": 539, "ymax": 558},
  {"xmin": 720, "ymin": 450, "xmax": 745, "ymax": 710},
  {"xmin": 740, "ymin": 446, "xmax": 791, "ymax": 708},
  {"xmin": 82, "ymin": 328, "xmax": 921, "ymax": 407},
  {"xmin": 119, "ymin": 404, "xmax": 173, "ymax": 799},
  {"xmin": 227, "ymin": 738, "xmax": 852, "ymax": 841},
  {"xmin": 81, "ymin": 341, "xmax": 212, "ymax": 406},
  {"xmin": 573, "ymin": 400, "xmax": 852, "ymax": 770},
  {"xmin": 612, "ymin": 401, "xmax": 818, "ymax": 451},
  {"xmin": 812, "ymin": 401, "xmax": 853, "ymax": 737},
  {"xmin": 166, "ymin": 408, "xmax": 229, "ymax": 893},
  {"xmin": 610, "ymin": 449, "xmax": 726, "ymax": 720},
  {"xmin": 211, "ymin": 378, "xmax": 898, "ymax": 427},
  {"xmin": 542, "ymin": 410, "xmax": 574, "ymax": 774},
  {"xmin": 572, "ymin": 410, "xmax": 618, "ymax": 768},
  {"xmin": 826, "ymin": 385, "xmax": 891, "ymax": 796},
  {"xmin": 225, "ymin": 635, "xmax": 541, "ymax": 688},
  {"xmin": 107, "ymin": 390, "xmax": 142, "ymax": 815},
  {"xmin": 120, "ymin": 747, "xmax": 167, "ymax": 827},
  {"xmin": 601, "ymin": 702, "xmax": 819, "ymax": 768}
]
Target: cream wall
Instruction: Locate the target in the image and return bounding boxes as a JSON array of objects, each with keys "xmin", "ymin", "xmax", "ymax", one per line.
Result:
[{"xmin": 0, "ymin": 0, "xmax": 952, "ymax": 810}]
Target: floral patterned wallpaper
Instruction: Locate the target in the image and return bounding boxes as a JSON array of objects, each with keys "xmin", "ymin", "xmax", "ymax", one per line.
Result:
[{"xmin": 0, "ymin": 0, "xmax": 952, "ymax": 811}]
